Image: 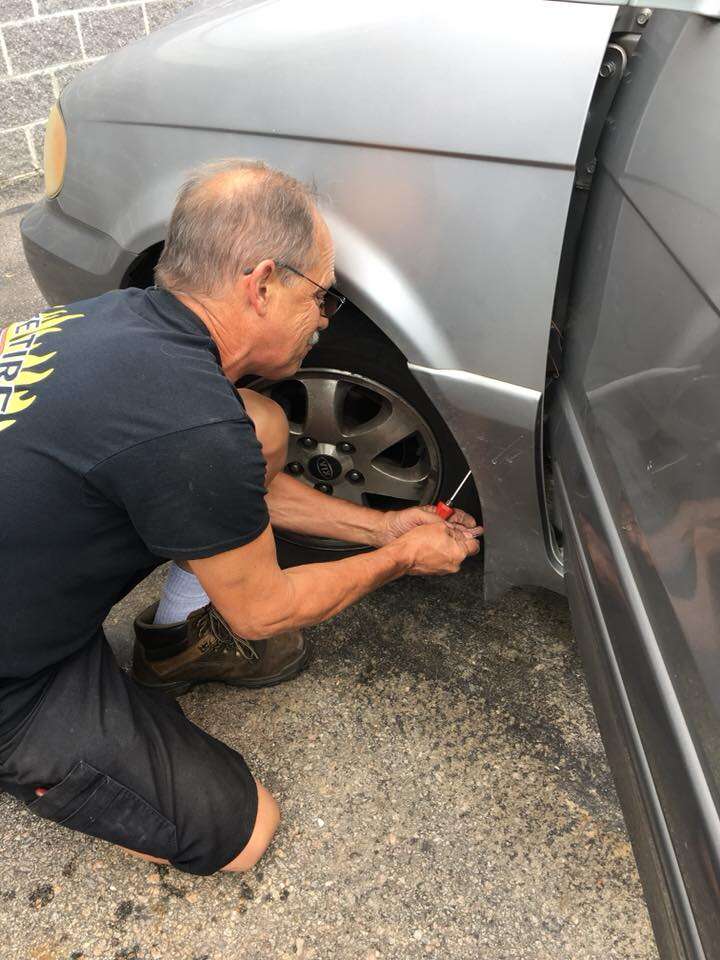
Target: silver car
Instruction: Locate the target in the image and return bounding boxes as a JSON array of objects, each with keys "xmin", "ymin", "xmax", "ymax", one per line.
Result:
[{"xmin": 20, "ymin": 2, "xmax": 720, "ymax": 956}]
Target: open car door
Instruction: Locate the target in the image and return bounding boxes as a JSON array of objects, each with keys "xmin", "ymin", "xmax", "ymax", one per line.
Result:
[{"xmin": 550, "ymin": 9, "xmax": 720, "ymax": 959}]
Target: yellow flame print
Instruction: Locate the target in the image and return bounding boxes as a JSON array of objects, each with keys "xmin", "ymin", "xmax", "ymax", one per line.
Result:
[{"xmin": 0, "ymin": 307, "xmax": 85, "ymax": 433}]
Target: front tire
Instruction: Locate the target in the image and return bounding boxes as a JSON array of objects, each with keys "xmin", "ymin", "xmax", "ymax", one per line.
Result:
[{"xmin": 250, "ymin": 311, "xmax": 481, "ymax": 565}]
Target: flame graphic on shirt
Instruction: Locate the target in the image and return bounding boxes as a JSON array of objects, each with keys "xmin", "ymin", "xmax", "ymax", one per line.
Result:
[{"xmin": 0, "ymin": 307, "xmax": 85, "ymax": 433}]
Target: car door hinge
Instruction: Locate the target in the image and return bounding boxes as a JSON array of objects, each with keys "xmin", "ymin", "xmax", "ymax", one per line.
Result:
[
  {"xmin": 574, "ymin": 43, "xmax": 627, "ymax": 190},
  {"xmin": 548, "ymin": 41, "xmax": 629, "ymax": 376}
]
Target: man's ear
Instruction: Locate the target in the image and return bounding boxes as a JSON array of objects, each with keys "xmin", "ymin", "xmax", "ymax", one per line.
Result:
[{"xmin": 245, "ymin": 259, "xmax": 276, "ymax": 317}]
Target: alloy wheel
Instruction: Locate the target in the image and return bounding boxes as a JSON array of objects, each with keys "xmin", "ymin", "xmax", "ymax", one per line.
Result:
[{"xmin": 251, "ymin": 368, "xmax": 443, "ymax": 548}]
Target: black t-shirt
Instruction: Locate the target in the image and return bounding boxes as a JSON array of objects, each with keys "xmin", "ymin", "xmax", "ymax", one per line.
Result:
[{"xmin": 0, "ymin": 287, "xmax": 269, "ymax": 735}]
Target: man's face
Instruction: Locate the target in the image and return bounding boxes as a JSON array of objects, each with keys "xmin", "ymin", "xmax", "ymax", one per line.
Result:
[{"xmin": 261, "ymin": 219, "xmax": 336, "ymax": 378}]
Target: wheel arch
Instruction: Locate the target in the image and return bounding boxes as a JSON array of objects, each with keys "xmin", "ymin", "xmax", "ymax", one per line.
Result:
[
  {"xmin": 121, "ymin": 208, "xmax": 457, "ymax": 369},
  {"xmin": 122, "ymin": 241, "xmax": 164, "ymax": 290},
  {"xmin": 120, "ymin": 229, "xmax": 483, "ymax": 525}
]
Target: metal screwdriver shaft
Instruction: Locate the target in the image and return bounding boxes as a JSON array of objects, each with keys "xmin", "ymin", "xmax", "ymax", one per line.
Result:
[{"xmin": 434, "ymin": 469, "xmax": 472, "ymax": 520}]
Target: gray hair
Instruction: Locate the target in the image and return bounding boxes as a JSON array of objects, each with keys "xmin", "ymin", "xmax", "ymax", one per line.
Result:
[{"xmin": 155, "ymin": 158, "xmax": 318, "ymax": 297}]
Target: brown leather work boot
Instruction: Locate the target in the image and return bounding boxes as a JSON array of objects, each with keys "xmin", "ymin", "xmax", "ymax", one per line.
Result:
[{"xmin": 131, "ymin": 603, "xmax": 310, "ymax": 696}]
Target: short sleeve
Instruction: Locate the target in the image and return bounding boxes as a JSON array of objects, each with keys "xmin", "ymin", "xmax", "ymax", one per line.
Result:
[{"xmin": 85, "ymin": 419, "xmax": 269, "ymax": 559}]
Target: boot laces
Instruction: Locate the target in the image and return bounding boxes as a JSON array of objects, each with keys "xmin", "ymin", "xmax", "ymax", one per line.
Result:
[{"xmin": 195, "ymin": 605, "xmax": 260, "ymax": 662}]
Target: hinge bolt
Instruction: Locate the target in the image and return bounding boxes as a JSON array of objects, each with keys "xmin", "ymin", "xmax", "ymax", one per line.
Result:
[
  {"xmin": 636, "ymin": 8, "xmax": 651, "ymax": 26},
  {"xmin": 599, "ymin": 60, "xmax": 616, "ymax": 79}
]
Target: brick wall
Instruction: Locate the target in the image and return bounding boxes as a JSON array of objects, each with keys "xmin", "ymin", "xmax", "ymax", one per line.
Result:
[{"xmin": 0, "ymin": 0, "xmax": 194, "ymax": 187}]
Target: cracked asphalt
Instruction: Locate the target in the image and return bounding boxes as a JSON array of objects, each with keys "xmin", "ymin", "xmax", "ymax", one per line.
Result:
[{"xmin": 0, "ymin": 179, "xmax": 658, "ymax": 960}]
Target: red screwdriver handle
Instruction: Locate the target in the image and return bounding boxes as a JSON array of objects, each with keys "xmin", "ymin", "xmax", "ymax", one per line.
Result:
[
  {"xmin": 434, "ymin": 470, "xmax": 472, "ymax": 522},
  {"xmin": 435, "ymin": 501, "xmax": 454, "ymax": 520}
]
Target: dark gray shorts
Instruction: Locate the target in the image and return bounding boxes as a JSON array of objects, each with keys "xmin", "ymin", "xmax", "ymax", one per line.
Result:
[{"xmin": 0, "ymin": 634, "xmax": 258, "ymax": 875}]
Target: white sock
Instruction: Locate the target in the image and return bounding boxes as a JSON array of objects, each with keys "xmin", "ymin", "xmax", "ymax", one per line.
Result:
[{"xmin": 155, "ymin": 563, "xmax": 210, "ymax": 624}]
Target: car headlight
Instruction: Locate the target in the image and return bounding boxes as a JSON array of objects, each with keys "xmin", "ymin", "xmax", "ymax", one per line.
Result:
[{"xmin": 44, "ymin": 103, "xmax": 67, "ymax": 199}]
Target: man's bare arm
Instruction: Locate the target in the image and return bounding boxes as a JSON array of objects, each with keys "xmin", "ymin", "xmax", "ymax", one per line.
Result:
[
  {"xmin": 187, "ymin": 522, "xmax": 478, "ymax": 640},
  {"xmin": 266, "ymin": 472, "xmax": 481, "ymax": 547},
  {"xmin": 265, "ymin": 471, "xmax": 387, "ymax": 546}
]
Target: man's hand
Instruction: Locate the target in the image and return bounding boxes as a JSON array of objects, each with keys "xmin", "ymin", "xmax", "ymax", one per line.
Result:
[
  {"xmin": 398, "ymin": 521, "xmax": 481, "ymax": 575},
  {"xmin": 376, "ymin": 504, "xmax": 483, "ymax": 546},
  {"xmin": 268, "ymin": 472, "xmax": 483, "ymax": 549}
]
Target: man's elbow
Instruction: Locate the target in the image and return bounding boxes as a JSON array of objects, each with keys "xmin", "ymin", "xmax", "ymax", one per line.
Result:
[
  {"xmin": 208, "ymin": 569, "xmax": 301, "ymax": 641},
  {"xmin": 230, "ymin": 618, "xmax": 284, "ymax": 642},
  {"xmin": 222, "ymin": 596, "xmax": 298, "ymax": 641}
]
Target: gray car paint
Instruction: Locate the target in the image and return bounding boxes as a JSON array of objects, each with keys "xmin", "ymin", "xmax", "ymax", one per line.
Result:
[
  {"xmin": 21, "ymin": 0, "xmax": 617, "ymax": 600},
  {"xmin": 553, "ymin": 10, "xmax": 720, "ymax": 956}
]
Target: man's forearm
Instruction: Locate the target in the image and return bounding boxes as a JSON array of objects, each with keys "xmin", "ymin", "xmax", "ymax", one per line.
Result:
[
  {"xmin": 216, "ymin": 535, "xmax": 414, "ymax": 639},
  {"xmin": 190, "ymin": 505, "xmax": 473, "ymax": 642},
  {"xmin": 281, "ymin": 541, "xmax": 411, "ymax": 632},
  {"xmin": 266, "ymin": 471, "xmax": 386, "ymax": 547}
]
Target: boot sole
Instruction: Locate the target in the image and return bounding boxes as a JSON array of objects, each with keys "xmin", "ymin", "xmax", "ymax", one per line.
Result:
[{"xmin": 132, "ymin": 643, "xmax": 311, "ymax": 697}]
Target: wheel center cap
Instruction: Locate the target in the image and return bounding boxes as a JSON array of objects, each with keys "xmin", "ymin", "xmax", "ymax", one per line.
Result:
[{"xmin": 308, "ymin": 454, "xmax": 342, "ymax": 482}]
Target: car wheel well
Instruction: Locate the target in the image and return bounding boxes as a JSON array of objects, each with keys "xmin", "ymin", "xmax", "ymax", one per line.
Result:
[
  {"xmin": 121, "ymin": 241, "xmax": 164, "ymax": 290},
  {"xmin": 120, "ymin": 241, "xmax": 404, "ymax": 359},
  {"xmin": 120, "ymin": 242, "xmax": 481, "ymax": 563}
]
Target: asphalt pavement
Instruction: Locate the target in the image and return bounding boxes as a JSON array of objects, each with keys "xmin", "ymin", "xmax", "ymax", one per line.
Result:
[{"xmin": 0, "ymin": 179, "xmax": 658, "ymax": 960}]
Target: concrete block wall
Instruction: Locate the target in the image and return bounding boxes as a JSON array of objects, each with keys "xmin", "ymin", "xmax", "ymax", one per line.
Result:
[{"xmin": 0, "ymin": 0, "xmax": 194, "ymax": 186}]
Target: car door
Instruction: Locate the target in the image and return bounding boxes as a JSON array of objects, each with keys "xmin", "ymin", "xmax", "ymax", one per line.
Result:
[{"xmin": 550, "ymin": 9, "xmax": 720, "ymax": 958}]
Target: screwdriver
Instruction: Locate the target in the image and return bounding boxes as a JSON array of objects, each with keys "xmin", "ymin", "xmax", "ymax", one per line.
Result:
[{"xmin": 434, "ymin": 469, "xmax": 473, "ymax": 520}]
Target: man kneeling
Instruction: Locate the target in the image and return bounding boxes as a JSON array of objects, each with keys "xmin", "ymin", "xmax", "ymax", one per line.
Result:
[{"xmin": 0, "ymin": 159, "xmax": 480, "ymax": 874}]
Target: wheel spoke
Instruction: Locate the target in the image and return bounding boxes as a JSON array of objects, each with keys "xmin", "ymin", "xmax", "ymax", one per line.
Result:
[
  {"xmin": 302, "ymin": 377, "xmax": 347, "ymax": 441},
  {"xmin": 364, "ymin": 461, "xmax": 432, "ymax": 503},
  {"xmin": 253, "ymin": 368, "xmax": 443, "ymax": 545},
  {"xmin": 334, "ymin": 482, "xmax": 365, "ymax": 507},
  {"xmin": 348, "ymin": 402, "xmax": 418, "ymax": 461}
]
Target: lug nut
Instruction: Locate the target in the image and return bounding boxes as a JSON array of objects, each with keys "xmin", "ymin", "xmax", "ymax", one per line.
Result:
[
  {"xmin": 337, "ymin": 441, "xmax": 355, "ymax": 454},
  {"xmin": 314, "ymin": 482, "xmax": 333, "ymax": 494},
  {"xmin": 299, "ymin": 436, "xmax": 316, "ymax": 449},
  {"xmin": 286, "ymin": 461, "xmax": 304, "ymax": 476},
  {"xmin": 347, "ymin": 470, "xmax": 364, "ymax": 484}
]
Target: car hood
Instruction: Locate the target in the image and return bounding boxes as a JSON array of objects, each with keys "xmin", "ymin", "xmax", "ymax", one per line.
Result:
[{"xmin": 62, "ymin": 0, "xmax": 615, "ymax": 167}]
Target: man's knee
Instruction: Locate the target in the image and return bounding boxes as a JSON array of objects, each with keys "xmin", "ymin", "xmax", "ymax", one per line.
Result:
[
  {"xmin": 237, "ymin": 388, "xmax": 289, "ymax": 482},
  {"xmin": 221, "ymin": 779, "xmax": 280, "ymax": 873}
]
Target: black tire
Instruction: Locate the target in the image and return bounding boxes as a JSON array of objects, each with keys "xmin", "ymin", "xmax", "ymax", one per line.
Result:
[{"xmin": 254, "ymin": 309, "xmax": 481, "ymax": 567}]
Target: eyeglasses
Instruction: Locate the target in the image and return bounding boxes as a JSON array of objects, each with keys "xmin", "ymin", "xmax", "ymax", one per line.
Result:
[{"xmin": 243, "ymin": 260, "xmax": 346, "ymax": 319}]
